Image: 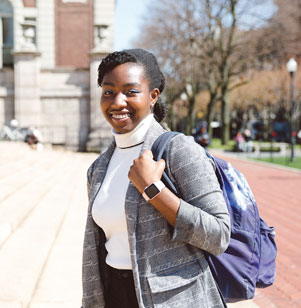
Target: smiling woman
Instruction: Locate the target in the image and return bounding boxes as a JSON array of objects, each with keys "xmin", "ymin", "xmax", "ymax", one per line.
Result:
[
  {"xmin": 81, "ymin": 48, "xmax": 230, "ymax": 308},
  {"xmin": 100, "ymin": 63, "xmax": 158, "ymax": 134}
]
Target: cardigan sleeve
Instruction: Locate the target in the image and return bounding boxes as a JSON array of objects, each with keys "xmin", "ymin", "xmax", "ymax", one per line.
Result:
[{"xmin": 165, "ymin": 134, "xmax": 230, "ymax": 256}]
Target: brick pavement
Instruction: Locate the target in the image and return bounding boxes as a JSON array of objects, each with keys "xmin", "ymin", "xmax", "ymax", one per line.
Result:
[{"xmin": 213, "ymin": 152, "xmax": 301, "ymax": 308}]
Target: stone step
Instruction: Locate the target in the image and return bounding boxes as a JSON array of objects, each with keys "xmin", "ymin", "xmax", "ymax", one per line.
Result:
[
  {"xmin": 0, "ymin": 153, "xmax": 65, "ymax": 203},
  {"xmin": 0, "ymin": 149, "xmax": 57, "ymax": 179},
  {"xmin": 28, "ymin": 156, "xmax": 90, "ymax": 308},
  {"xmin": 0, "ymin": 153, "xmax": 87, "ymax": 307},
  {"xmin": 0, "ymin": 302, "xmax": 22, "ymax": 308},
  {"xmin": 0, "ymin": 142, "xmax": 39, "ymax": 162},
  {"xmin": 0, "ymin": 153, "xmax": 73, "ymax": 247}
]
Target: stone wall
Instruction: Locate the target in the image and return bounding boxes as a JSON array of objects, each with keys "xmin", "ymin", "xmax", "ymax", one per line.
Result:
[
  {"xmin": 40, "ymin": 68, "xmax": 91, "ymax": 151},
  {"xmin": 37, "ymin": 0, "xmax": 55, "ymax": 68},
  {"xmin": 0, "ymin": 68, "xmax": 14, "ymax": 127},
  {"xmin": 0, "ymin": 67, "xmax": 97, "ymax": 151}
]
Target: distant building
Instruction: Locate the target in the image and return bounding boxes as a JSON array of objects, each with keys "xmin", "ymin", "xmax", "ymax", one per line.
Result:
[{"xmin": 0, "ymin": 0, "xmax": 115, "ymax": 151}]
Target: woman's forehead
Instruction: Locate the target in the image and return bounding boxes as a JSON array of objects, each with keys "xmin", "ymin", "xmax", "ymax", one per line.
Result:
[{"xmin": 102, "ymin": 63, "xmax": 148, "ymax": 85}]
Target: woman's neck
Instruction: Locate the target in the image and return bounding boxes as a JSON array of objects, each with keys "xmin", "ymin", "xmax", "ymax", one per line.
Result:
[{"xmin": 113, "ymin": 114, "xmax": 154, "ymax": 149}]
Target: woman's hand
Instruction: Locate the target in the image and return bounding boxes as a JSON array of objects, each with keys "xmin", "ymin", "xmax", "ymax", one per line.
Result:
[
  {"xmin": 128, "ymin": 150, "xmax": 166, "ymax": 193},
  {"xmin": 129, "ymin": 149, "xmax": 180, "ymax": 227}
]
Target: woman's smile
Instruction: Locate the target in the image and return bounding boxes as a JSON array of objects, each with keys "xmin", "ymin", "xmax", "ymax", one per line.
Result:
[{"xmin": 111, "ymin": 113, "xmax": 130, "ymax": 120}]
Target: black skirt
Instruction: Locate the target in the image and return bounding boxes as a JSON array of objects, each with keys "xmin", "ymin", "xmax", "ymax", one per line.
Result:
[{"xmin": 105, "ymin": 264, "xmax": 139, "ymax": 308}]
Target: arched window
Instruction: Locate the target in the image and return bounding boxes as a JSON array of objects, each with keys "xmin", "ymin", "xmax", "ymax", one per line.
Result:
[{"xmin": 0, "ymin": 0, "xmax": 14, "ymax": 68}]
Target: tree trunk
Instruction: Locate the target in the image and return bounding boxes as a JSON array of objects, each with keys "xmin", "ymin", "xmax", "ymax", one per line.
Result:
[
  {"xmin": 221, "ymin": 90, "xmax": 230, "ymax": 145},
  {"xmin": 206, "ymin": 94, "xmax": 217, "ymax": 137},
  {"xmin": 165, "ymin": 91, "xmax": 181, "ymax": 131},
  {"xmin": 186, "ymin": 96, "xmax": 195, "ymax": 135}
]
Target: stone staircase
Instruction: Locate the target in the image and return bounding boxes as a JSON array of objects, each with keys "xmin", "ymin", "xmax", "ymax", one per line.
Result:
[{"xmin": 0, "ymin": 141, "xmax": 98, "ymax": 308}]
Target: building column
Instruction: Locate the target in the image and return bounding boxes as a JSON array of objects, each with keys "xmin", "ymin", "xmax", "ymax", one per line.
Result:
[
  {"xmin": 86, "ymin": 51, "xmax": 112, "ymax": 152},
  {"xmin": 86, "ymin": 0, "xmax": 114, "ymax": 152},
  {"xmin": 0, "ymin": 18, "xmax": 3, "ymax": 69},
  {"xmin": 13, "ymin": 51, "xmax": 41, "ymax": 128}
]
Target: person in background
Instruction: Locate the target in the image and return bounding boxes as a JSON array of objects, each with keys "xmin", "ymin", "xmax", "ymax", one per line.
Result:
[
  {"xmin": 81, "ymin": 49, "xmax": 230, "ymax": 308},
  {"xmin": 234, "ymin": 131, "xmax": 245, "ymax": 152},
  {"xmin": 0, "ymin": 119, "xmax": 23, "ymax": 141},
  {"xmin": 25, "ymin": 128, "xmax": 43, "ymax": 151},
  {"xmin": 243, "ymin": 128, "xmax": 253, "ymax": 152},
  {"xmin": 194, "ymin": 121, "xmax": 211, "ymax": 148}
]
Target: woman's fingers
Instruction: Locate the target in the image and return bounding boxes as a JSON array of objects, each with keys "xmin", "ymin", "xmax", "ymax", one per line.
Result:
[
  {"xmin": 142, "ymin": 149, "xmax": 153, "ymax": 159},
  {"xmin": 128, "ymin": 150, "xmax": 165, "ymax": 192}
]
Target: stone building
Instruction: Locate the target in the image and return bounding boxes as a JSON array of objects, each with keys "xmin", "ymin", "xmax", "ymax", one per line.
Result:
[{"xmin": 0, "ymin": 0, "xmax": 115, "ymax": 152}]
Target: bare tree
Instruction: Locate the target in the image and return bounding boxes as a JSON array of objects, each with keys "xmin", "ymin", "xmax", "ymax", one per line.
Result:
[
  {"xmin": 272, "ymin": 0, "xmax": 301, "ymax": 59},
  {"xmin": 253, "ymin": 0, "xmax": 301, "ymax": 69},
  {"xmin": 134, "ymin": 0, "xmax": 272, "ymax": 142}
]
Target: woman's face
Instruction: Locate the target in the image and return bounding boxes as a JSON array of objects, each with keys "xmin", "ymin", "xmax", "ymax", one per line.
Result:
[{"xmin": 100, "ymin": 63, "xmax": 159, "ymax": 134}]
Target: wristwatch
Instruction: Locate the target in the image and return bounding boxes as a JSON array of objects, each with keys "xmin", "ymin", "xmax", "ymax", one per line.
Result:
[{"xmin": 142, "ymin": 181, "xmax": 165, "ymax": 201}]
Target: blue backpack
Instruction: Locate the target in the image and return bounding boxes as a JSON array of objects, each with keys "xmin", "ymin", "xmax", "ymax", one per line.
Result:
[{"xmin": 151, "ymin": 131, "xmax": 277, "ymax": 302}]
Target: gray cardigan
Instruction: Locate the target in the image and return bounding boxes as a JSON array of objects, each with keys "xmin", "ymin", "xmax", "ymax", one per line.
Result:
[{"xmin": 82, "ymin": 119, "xmax": 230, "ymax": 308}]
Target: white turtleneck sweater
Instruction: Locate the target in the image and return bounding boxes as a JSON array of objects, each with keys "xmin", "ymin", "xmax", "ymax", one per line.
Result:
[{"xmin": 92, "ymin": 114, "xmax": 154, "ymax": 270}]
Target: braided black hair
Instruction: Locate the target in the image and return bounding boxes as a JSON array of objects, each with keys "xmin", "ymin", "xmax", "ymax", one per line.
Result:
[{"xmin": 97, "ymin": 48, "xmax": 167, "ymax": 123}]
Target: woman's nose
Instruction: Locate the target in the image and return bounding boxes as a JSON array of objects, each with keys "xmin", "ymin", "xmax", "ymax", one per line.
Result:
[{"xmin": 112, "ymin": 93, "xmax": 127, "ymax": 107}]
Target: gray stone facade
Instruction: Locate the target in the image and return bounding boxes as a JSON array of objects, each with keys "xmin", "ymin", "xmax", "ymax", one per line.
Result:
[
  {"xmin": 0, "ymin": 0, "xmax": 115, "ymax": 152},
  {"xmin": 0, "ymin": 68, "xmax": 14, "ymax": 125}
]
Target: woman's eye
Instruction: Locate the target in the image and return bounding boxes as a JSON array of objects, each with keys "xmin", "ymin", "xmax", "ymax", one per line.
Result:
[
  {"xmin": 103, "ymin": 89, "xmax": 113, "ymax": 96},
  {"xmin": 126, "ymin": 89, "xmax": 139, "ymax": 96}
]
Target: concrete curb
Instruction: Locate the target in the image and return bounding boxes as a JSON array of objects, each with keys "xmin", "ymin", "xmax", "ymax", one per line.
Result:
[{"xmin": 228, "ymin": 300, "xmax": 260, "ymax": 308}]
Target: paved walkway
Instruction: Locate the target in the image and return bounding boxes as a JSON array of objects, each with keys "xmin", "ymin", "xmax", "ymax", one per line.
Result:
[{"xmin": 0, "ymin": 141, "xmax": 299, "ymax": 308}]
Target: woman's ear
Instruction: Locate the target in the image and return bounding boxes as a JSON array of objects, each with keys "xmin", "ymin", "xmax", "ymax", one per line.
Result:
[{"xmin": 150, "ymin": 88, "xmax": 160, "ymax": 108}]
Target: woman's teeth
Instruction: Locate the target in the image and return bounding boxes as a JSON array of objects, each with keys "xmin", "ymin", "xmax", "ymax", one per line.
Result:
[{"xmin": 112, "ymin": 114, "xmax": 129, "ymax": 119}]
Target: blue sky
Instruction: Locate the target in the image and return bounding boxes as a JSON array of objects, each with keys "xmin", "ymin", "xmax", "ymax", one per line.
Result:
[{"xmin": 114, "ymin": 0, "xmax": 150, "ymax": 51}]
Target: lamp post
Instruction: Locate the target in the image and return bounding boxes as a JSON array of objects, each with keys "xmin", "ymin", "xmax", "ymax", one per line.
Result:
[{"xmin": 286, "ymin": 58, "xmax": 298, "ymax": 162}]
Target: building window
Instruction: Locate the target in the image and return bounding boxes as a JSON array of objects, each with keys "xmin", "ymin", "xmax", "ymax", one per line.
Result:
[
  {"xmin": 1, "ymin": 0, "xmax": 14, "ymax": 67},
  {"xmin": 2, "ymin": 16, "xmax": 14, "ymax": 66}
]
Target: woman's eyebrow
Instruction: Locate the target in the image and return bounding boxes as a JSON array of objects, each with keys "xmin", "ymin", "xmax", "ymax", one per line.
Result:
[
  {"xmin": 102, "ymin": 82, "xmax": 141, "ymax": 87},
  {"xmin": 123, "ymin": 82, "xmax": 141, "ymax": 87},
  {"xmin": 102, "ymin": 81, "xmax": 115, "ymax": 86}
]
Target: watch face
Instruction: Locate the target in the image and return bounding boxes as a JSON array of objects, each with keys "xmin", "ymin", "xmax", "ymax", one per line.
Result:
[{"xmin": 145, "ymin": 183, "xmax": 160, "ymax": 199}]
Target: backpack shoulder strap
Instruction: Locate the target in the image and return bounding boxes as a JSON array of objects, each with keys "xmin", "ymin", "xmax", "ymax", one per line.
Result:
[
  {"xmin": 151, "ymin": 131, "xmax": 179, "ymax": 161},
  {"xmin": 151, "ymin": 131, "xmax": 180, "ymax": 195}
]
